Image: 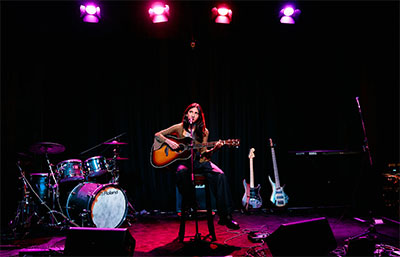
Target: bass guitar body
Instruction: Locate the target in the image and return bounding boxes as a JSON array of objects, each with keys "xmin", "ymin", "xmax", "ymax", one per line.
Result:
[
  {"xmin": 268, "ymin": 176, "xmax": 289, "ymax": 207},
  {"xmin": 242, "ymin": 179, "xmax": 263, "ymax": 210}
]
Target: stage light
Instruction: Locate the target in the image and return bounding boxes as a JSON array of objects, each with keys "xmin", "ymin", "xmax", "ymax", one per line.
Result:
[
  {"xmin": 279, "ymin": 4, "xmax": 301, "ymax": 24},
  {"xmin": 211, "ymin": 5, "xmax": 232, "ymax": 24},
  {"xmin": 149, "ymin": 2, "xmax": 169, "ymax": 23},
  {"xmin": 80, "ymin": 3, "xmax": 101, "ymax": 23}
]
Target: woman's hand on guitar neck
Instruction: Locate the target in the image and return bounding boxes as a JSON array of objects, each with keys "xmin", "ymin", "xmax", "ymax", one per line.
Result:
[
  {"xmin": 208, "ymin": 140, "xmax": 223, "ymax": 153},
  {"xmin": 214, "ymin": 140, "xmax": 224, "ymax": 150}
]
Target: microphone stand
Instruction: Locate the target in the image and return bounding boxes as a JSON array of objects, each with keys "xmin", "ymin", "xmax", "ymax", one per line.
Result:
[
  {"xmin": 356, "ymin": 97, "xmax": 373, "ymax": 167},
  {"xmin": 189, "ymin": 122, "xmax": 202, "ymax": 242},
  {"xmin": 350, "ymin": 96, "xmax": 383, "ymax": 233}
]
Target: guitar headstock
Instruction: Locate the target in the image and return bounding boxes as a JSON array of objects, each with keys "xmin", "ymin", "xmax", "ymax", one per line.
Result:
[
  {"xmin": 248, "ymin": 148, "xmax": 255, "ymax": 159},
  {"xmin": 269, "ymin": 138, "xmax": 274, "ymax": 148},
  {"xmin": 225, "ymin": 139, "xmax": 240, "ymax": 148}
]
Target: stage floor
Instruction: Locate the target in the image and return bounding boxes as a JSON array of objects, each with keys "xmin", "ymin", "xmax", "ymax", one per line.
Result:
[{"xmin": 1, "ymin": 208, "xmax": 399, "ymax": 256}]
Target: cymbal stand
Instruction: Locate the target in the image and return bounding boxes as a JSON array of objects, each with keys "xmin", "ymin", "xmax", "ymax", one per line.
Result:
[
  {"xmin": 108, "ymin": 143, "xmax": 137, "ymax": 221},
  {"xmin": 44, "ymin": 152, "xmax": 61, "ymax": 227},
  {"xmin": 10, "ymin": 162, "xmax": 62, "ymax": 237},
  {"xmin": 9, "ymin": 162, "xmax": 39, "ymax": 238},
  {"xmin": 109, "ymin": 145, "xmax": 120, "ymax": 184}
]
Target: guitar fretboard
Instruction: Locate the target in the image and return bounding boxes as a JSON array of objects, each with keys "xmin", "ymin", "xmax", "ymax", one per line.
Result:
[
  {"xmin": 270, "ymin": 139, "xmax": 281, "ymax": 188},
  {"xmin": 193, "ymin": 140, "xmax": 229, "ymax": 148},
  {"xmin": 248, "ymin": 148, "xmax": 255, "ymax": 188}
]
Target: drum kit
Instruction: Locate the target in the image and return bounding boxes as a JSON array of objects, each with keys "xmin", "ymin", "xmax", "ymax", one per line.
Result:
[{"xmin": 10, "ymin": 139, "xmax": 133, "ymax": 237}]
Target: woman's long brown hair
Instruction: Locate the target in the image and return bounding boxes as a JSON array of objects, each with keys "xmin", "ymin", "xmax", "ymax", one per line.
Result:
[{"xmin": 182, "ymin": 103, "xmax": 206, "ymax": 142}]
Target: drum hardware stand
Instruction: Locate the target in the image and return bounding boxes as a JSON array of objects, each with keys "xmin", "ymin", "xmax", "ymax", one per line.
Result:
[
  {"xmin": 109, "ymin": 144, "xmax": 121, "ymax": 183},
  {"xmin": 44, "ymin": 155, "xmax": 76, "ymax": 229},
  {"xmin": 78, "ymin": 210, "xmax": 91, "ymax": 227},
  {"xmin": 44, "ymin": 152, "xmax": 63, "ymax": 227},
  {"xmin": 9, "ymin": 162, "xmax": 39, "ymax": 238},
  {"xmin": 26, "ymin": 142, "xmax": 77, "ymax": 229},
  {"xmin": 36, "ymin": 155, "xmax": 76, "ymax": 229},
  {"xmin": 10, "ymin": 162, "xmax": 60, "ymax": 237},
  {"xmin": 109, "ymin": 142, "xmax": 137, "ymax": 219}
]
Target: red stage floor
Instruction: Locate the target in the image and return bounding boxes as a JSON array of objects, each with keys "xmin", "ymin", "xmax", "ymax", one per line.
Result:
[{"xmin": 1, "ymin": 208, "xmax": 399, "ymax": 256}]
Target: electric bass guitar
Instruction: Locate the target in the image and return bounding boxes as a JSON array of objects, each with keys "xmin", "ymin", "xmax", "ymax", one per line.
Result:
[
  {"xmin": 268, "ymin": 138, "xmax": 289, "ymax": 207},
  {"xmin": 150, "ymin": 135, "xmax": 240, "ymax": 168},
  {"xmin": 242, "ymin": 148, "xmax": 262, "ymax": 210}
]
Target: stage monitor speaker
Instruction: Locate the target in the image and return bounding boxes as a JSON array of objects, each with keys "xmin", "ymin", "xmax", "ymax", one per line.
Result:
[
  {"xmin": 64, "ymin": 227, "xmax": 135, "ymax": 256},
  {"xmin": 265, "ymin": 217, "xmax": 337, "ymax": 256}
]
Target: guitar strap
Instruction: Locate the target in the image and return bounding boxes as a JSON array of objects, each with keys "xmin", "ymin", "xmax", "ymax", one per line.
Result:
[{"xmin": 246, "ymin": 183, "xmax": 251, "ymax": 210}]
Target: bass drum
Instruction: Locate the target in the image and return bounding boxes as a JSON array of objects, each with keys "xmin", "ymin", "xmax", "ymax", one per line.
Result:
[{"xmin": 66, "ymin": 182, "xmax": 128, "ymax": 228}]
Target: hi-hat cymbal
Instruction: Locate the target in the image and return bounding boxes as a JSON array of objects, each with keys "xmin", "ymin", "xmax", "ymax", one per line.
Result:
[
  {"xmin": 29, "ymin": 142, "xmax": 65, "ymax": 155},
  {"xmin": 103, "ymin": 140, "xmax": 128, "ymax": 145}
]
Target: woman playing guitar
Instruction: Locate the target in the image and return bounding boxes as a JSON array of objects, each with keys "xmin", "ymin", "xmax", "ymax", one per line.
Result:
[{"xmin": 153, "ymin": 103, "xmax": 240, "ymax": 230}]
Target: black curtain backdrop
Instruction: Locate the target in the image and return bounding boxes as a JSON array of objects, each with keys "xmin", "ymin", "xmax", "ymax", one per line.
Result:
[{"xmin": 1, "ymin": 1, "xmax": 399, "ymax": 230}]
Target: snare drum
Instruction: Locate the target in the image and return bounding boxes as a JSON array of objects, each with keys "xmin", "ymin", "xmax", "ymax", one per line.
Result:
[
  {"xmin": 57, "ymin": 159, "xmax": 85, "ymax": 183},
  {"xmin": 84, "ymin": 156, "xmax": 108, "ymax": 178},
  {"xmin": 66, "ymin": 182, "xmax": 128, "ymax": 228}
]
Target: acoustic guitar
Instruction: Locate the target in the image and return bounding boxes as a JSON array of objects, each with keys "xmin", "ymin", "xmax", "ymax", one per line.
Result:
[{"xmin": 150, "ymin": 135, "xmax": 240, "ymax": 168}]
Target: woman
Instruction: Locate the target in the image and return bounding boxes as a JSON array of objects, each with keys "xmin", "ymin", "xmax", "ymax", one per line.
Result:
[{"xmin": 154, "ymin": 103, "xmax": 239, "ymax": 229}]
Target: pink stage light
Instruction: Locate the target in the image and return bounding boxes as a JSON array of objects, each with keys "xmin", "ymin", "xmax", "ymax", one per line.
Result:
[
  {"xmin": 149, "ymin": 2, "xmax": 169, "ymax": 23},
  {"xmin": 279, "ymin": 4, "xmax": 301, "ymax": 24},
  {"xmin": 211, "ymin": 6, "xmax": 232, "ymax": 24},
  {"xmin": 80, "ymin": 3, "xmax": 101, "ymax": 23}
]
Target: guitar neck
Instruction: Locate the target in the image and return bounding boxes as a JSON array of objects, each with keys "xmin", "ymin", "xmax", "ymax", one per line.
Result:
[
  {"xmin": 249, "ymin": 158, "xmax": 255, "ymax": 188},
  {"xmin": 193, "ymin": 140, "xmax": 227, "ymax": 149},
  {"xmin": 270, "ymin": 147, "xmax": 281, "ymax": 188}
]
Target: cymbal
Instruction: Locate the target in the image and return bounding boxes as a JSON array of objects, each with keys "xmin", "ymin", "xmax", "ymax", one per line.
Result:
[
  {"xmin": 29, "ymin": 142, "xmax": 65, "ymax": 155},
  {"xmin": 107, "ymin": 157, "xmax": 129, "ymax": 161},
  {"xmin": 103, "ymin": 140, "xmax": 128, "ymax": 145},
  {"xmin": 17, "ymin": 152, "xmax": 32, "ymax": 159}
]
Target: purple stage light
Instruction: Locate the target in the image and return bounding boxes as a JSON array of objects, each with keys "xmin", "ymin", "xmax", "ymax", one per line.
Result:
[
  {"xmin": 283, "ymin": 6, "xmax": 295, "ymax": 16},
  {"xmin": 80, "ymin": 3, "xmax": 101, "ymax": 23},
  {"xmin": 149, "ymin": 2, "xmax": 169, "ymax": 23},
  {"xmin": 280, "ymin": 16, "xmax": 295, "ymax": 24},
  {"xmin": 279, "ymin": 4, "xmax": 301, "ymax": 24}
]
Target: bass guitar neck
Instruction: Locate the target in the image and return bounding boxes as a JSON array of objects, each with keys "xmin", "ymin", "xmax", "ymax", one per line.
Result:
[{"xmin": 268, "ymin": 138, "xmax": 289, "ymax": 207}]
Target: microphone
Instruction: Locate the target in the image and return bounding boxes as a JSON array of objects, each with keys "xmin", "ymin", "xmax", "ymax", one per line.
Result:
[
  {"xmin": 355, "ymin": 96, "xmax": 360, "ymax": 109},
  {"xmin": 189, "ymin": 118, "xmax": 194, "ymax": 125}
]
